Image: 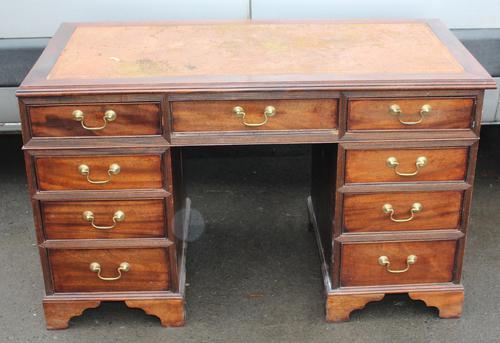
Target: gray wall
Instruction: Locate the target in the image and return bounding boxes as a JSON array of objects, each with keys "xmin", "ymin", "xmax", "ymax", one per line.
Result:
[{"xmin": 2, "ymin": 0, "xmax": 500, "ymax": 38}]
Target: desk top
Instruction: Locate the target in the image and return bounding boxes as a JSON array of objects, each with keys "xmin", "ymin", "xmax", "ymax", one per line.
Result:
[{"xmin": 19, "ymin": 20, "xmax": 495, "ymax": 94}]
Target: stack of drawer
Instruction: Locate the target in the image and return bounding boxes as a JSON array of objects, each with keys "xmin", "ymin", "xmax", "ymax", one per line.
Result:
[
  {"xmin": 21, "ymin": 95, "xmax": 186, "ymax": 329},
  {"xmin": 319, "ymin": 93, "xmax": 480, "ymax": 322}
]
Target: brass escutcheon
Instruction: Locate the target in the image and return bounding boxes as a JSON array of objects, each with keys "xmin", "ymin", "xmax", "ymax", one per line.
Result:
[
  {"xmin": 72, "ymin": 109, "xmax": 117, "ymax": 131},
  {"xmin": 82, "ymin": 210, "xmax": 125, "ymax": 230},
  {"xmin": 233, "ymin": 105, "xmax": 276, "ymax": 127},
  {"xmin": 382, "ymin": 202, "xmax": 423, "ymax": 222},
  {"xmin": 89, "ymin": 261, "xmax": 130, "ymax": 281},
  {"xmin": 389, "ymin": 104, "xmax": 431, "ymax": 125},
  {"xmin": 386, "ymin": 156, "xmax": 427, "ymax": 177},
  {"xmin": 378, "ymin": 255, "xmax": 417, "ymax": 273},
  {"xmin": 78, "ymin": 163, "xmax": 121, "ymax": 184}
]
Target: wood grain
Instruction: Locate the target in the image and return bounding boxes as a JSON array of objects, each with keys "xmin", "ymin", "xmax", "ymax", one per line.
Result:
[
  {"xmin": 35, "ymin": 155, "xmax": 163, "ymax": 190},
  {"xmin": 43, "ymin": 300, "xmax": 101, "ymax": 329},
  {"xmin": 172, "ymin": 99, "xmax": 337, "ymax": 132},
  {"xmin": 49, "ymin": 248, "xmax": 170, "ymax": 292},
  {"xmin": 42, "ymin": 199, "xmax": 166, "ymax": 239},
  {"xmin": 347, "ymin": 98, "xmax": 474, "ymax": 130},
  {"xmin": 343, "ymin": 191, "xmax": 463, "ymax": 232},
  {"xmin": 326, "ymin": 293, "xmax": 385, "ymax": 322},
  {"xmin": 409, "ymin": 290, "xmax": 464, "ymax": 318},
  {"xmin": 345, "ymin": 148, "xmax": 468, "ymax": 183},
  {"xmin": 125, "ymin": 298, "xmax": 185, "ymax": 327},
  {"xmin": 340, "ymin": 240, "xmax": 456, "ymax": 286},
  {"xmin": 29, "ymin": 103, "xmax": 161, "ymax": 137}
]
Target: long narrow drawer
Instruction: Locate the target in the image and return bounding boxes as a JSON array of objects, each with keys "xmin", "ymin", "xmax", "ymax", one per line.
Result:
[
  {"xmin": 35, "ymin": 155, "xmax": 163, "ymax": 191},
  {"xmin": 345, "ymin": 148, "xmax": 468, "ymax": 184},
  {"xmin": 340, "ymin": 240, "xmax": 456, "ymax": 287},
  {"xmin": 343, "ymin": 191, "xmax": 463, "ymax": 232},
  {"xmin": 347, "ymin": 98, "xmax": 474, "ymax": 131},
  {"xmin": 42, "ymin": 200, "xmax": 166, "ymax": 239},
  {"xmin": 171, "ymin": 99, "xmax": 337, "ymax": 132},
  {"xmin": 29, "ymin": 103, "xmax": 162, "ymax": 137},
  {"xmin": 49, "ymin": 248, "xmax": 170, "ymax": 292}
]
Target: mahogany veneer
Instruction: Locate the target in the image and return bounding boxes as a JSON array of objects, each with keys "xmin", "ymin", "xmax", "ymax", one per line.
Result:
[
  {"xmin": 343, "ymin": 191, "xmax": 463, "ymax": 232},
  {"xmin": 17, "ymin": 19, "xmax": 494, "ymax": 328},
  {"xmin": 171, "ymin": 98, "xmax": 338, "ymax": 132},
  {"xmin": 340, "ymin": 240, "xmax": 456, "ymax": 286},
  {"xmin": 50, "ymin": 248, "xmax": 171, "ymax": 292},
  {"xmin": 347, "ymin": 98, "xmax": 474, "ymax": 131},
  {"xmin": 42, "ymin": 199, "xmax": 166, "ymax": 239},
  {"xmin": 29, "ymin": 102, "xmax": 162, "ymax": 137},
  {"xmin": 345, "ymin": 148, "xmax": 469, "ymax": 184},
  {"xmin": 35, "ymin": 154, "xmax": 163, "ymax": 191}
]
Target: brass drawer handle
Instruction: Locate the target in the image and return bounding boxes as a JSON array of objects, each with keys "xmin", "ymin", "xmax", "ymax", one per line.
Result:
[
  {"xmin": 386, "ymin": 156, "xmax": 427, "ymax": 176},
  {"xmin": 378, "ymin": 255, "xmax": 417, "ymax": 274},
  {"xmin": 72, "ymin": 109, "xmax": 117, "ymax": 131},
  {"xmin": 382, "ymin": 203, "xmax": 422, "ymax": 222},
  {"xmin": 89, "ymin": 262, "xmax": 130, "ymax": 281},
  {"xmin": 82, "ymin": 210, "xmax": 125, "ymax": 230},
  {"xmin": 78, "ymin": 163, "xmax": 120, "ymax": 184},
  {"xmin": 233, "ymin": 105, "xmax": 276, "ymax": 127},
  {"xmin": 389, "ymin": 104, "xmax": 431, "ymax": 125}
]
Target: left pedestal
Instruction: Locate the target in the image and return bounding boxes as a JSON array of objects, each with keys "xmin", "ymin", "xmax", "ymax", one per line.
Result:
[{"xmin": 20, "ymin": 97, "xmax": 189, "ymax": 329}]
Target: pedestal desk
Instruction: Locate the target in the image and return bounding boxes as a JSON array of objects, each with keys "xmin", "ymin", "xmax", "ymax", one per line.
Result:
[{"xmin": 17, "ymin": 20, "xmax": 495, "ymax": 329}]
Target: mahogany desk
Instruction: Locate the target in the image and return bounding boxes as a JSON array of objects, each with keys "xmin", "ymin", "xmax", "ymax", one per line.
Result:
[{"xmin": 17, "ymin": 20, "xmax": 495, "ymax": 329}]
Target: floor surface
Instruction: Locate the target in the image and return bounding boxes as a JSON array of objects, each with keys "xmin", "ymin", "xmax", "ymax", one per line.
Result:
[{"xmin": 0, "ymin": 127, "xmax": 499, "ymax": 342}]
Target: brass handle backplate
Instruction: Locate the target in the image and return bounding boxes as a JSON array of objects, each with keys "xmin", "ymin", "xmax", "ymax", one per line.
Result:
[
  {"xmin": 382, "ymin": 203, "xmax": 422, "ymax": 222},
  {"xmin": 378, "ymin": 255, "xmax": 417, "ymax": 274},
  {"xmin": 233, "ymin": 105, "xmax": 276, "ymax": 127},
  {"xmin": 82, "ymin": 210, "xmax": 125, "ymax": 230},
  {"xmin": 78, "ymin": 163, "xmax": 120, "ymax": 184},
  {"xmin": 389, "ymin": 104, "xmax": 431, "ymax": 125},
  {"xmin": 386, "ymin": 156, "xmax": 427, "ymax": 177},
  {"xmin": 89, "ymin": 262, "xmax": 130, "ymax": 281},
  {"xmin": 72, "ymin": 109, "xmax": 117, "ymax": 131}
]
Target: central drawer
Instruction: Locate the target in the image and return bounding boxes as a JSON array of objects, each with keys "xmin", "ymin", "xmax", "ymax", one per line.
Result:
[
  {"xmin": 49, "ymin": 248, "xmax": 171, "ymax": 293},
  {"xmin": 35, "ymin": 154, "xmax": 163, "ymax": 191},
  {"xmin": 171, "ymin": 98, "xmax": 338, "ymax": 132}
]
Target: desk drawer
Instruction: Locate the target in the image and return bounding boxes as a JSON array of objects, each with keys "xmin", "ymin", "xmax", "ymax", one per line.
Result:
[
  {"xmin": 347, "ymin": 98, "xmax": 474, "ymax": 131},
  {"xmin": 35, "ymin": 155, "xmax": 163, "ymax": 191},
  {"xmin": 345, "ymin": 148, "xmax": 468, "ymax": 184},
  {"xmin": 42, "ymin": 200, "xmax": 166, "ymax": 239},
  {"xmin": 171, "ymin": 99, "xmax": 337, "ymax": 132},
  {"xmin": 29, "ymin": 103, "xmax": 162, "ymax": 137},
  {"xmin": 343, "ymin": 191, "xmax": 463, "ymax": 232},
  {"xmin": 49, "ymin": 248, "xmax": 170, "ymax": 292},
  {"xmin": 340, "ymin": 240, "xmax": 456, "ymax": 287}
]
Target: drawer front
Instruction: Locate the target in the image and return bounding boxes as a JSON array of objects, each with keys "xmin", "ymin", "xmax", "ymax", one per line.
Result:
[
  {"xmin": 340, "ymin": 240, "xmax": 456, "ymax": 286},
  {"xmin": 345, "ymin": 148, "xmax": 468, "ymax": 184},
  {"xmin": 347, "ymin": 98, "xmax": 474, "ymax": 131},
  {"xmin": 171, "ymin": 99, "xmax": 337, "ymax": 132},
  {"xmin": 35, "ymin": 155, "xmax": 163, "ymax": 191},
  {"xmin": 50, "ymin": 248, "xmax": 170, "ymax": 292},
  {"xmin": 42, "ymin": 200, "xmax": 166, "ymax": 239},
  {"xmin": 343, "ymin": 191, "xmax": 463, "ymax": 232},
  {"xmin": 29, "ymin": 103, "xmax": 162, "ymax": 137}
]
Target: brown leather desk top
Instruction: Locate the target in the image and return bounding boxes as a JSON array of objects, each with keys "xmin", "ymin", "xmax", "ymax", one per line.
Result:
[{"xmin": 18, "ymin": 20, "xmax": 494, "ymax": 94}]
